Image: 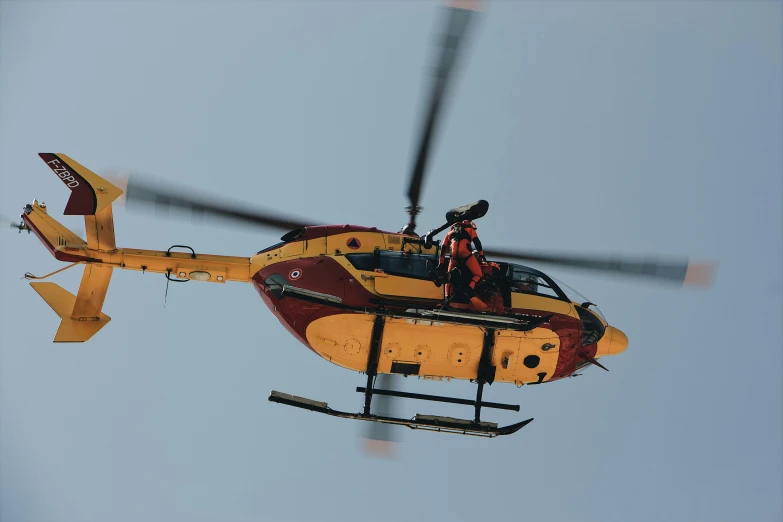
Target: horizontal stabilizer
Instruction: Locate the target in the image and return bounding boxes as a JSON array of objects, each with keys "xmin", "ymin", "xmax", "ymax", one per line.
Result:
[
  {"xmin": 21, "ymin": 200, "xmax": 87, "ymax": 263},
  {"xmin": 38, "ymin": 153, "xmax": 123, "ymax": 216},
  {"xmin": 30, "ymin": 263, "xmax": 113, "ymax": 342}
]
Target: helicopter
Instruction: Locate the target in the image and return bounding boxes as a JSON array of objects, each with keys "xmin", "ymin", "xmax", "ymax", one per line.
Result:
[{"xmin": 9, "ymin": 1, "xmax": 715, "ymax": 438}]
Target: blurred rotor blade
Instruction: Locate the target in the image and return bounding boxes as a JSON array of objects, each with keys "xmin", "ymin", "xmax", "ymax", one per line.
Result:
[
  {"xmin": 122, "ymin": 174, "xmax": 320, "ymax": 235},
  {"xmin": 482, "ymin": 247, "xmax": 717, "ymax": 287},
  {"xmin": 1, "ymin": 212, "xmax": 26, "ymax": 233},
  {"xmin": 361, "ymin": 373, "xmax": 402, "ymax": 458},
  {"xmin": 99, "ymin": 170, "xmax": 130, "ymax": 207},
  {"xmin": 404, "ymin": 0, "xmax": 481, "ymax": 233}
]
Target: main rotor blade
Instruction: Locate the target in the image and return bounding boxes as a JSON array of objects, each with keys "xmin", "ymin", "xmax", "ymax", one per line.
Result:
[
  {"xmin": 405, "ymin": 1, "xmax": 481, "ymax": 230},
  {"xmin": 122, "ymin": 175, "xmax": 319, "ymax": 234},
  {"xmin": 482, "ymin": 247, "xmax": 717, "ymax": 287}
]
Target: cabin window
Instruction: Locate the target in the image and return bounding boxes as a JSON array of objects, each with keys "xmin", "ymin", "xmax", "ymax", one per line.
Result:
[
  {"xmin": 346, "ymin": 251, "xmax": 439, "ymax": 280},
  {"xmin": 508, "ymin": 267, "xmax": 559, "ymax": 298},
  {"xmin": 378, "ymin": 251, "xmax": 439, "ymax": 280},
  {"xmin": 263, "ymin": 273, "xmax": 288, "ymax": 299},
  {"xmin": 345, "ymin": 253, "xmax": 374, "ymax": 271}
]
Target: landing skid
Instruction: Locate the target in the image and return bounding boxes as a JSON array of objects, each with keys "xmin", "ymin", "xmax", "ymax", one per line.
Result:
[{"xmin": 268, "ymin": 389, "xmax": 533, "ymax": 438}]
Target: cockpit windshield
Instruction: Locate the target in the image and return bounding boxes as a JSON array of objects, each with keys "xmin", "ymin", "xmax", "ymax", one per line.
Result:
[{"xmin": 549, "ymin": 276, "xmax": 606, "ymax": 322}]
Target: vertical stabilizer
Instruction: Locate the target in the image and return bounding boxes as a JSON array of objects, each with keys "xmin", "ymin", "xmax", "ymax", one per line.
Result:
[
  {"xmin": 30, "ymin": 264, "xmax": 113, "ymax": 342},
  {"xmin": 37, "ymin": 153, "xmax": 123, "ymax": 216},
  {"xmin": 36, "ymin": 153, "xmax": 120, "ymax": 252}
]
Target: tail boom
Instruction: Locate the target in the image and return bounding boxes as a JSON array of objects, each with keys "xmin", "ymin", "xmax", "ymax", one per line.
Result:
[
  {"xmin": 22, "ymin": 199, "xmax": 252, "ymax": 282},
  {"xmin": 99, "ymin": 248, "xmax": 252, "ymax": 283},
  {"xmin": 24, "ymin": 152, "xmax": 254, "ymax": 342}
]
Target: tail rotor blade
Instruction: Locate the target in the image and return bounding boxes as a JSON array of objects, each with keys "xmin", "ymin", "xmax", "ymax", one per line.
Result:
[{"xmin": 1, "ymin": 212, "xmax": 27, "ymax": 233}]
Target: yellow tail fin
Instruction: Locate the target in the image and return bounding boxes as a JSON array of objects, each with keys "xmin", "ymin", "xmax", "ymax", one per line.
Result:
[
  {"xmin": 38, "ymin": 153, "xmax": 123, "ymax": 216},
  {"xmin": 30, "ymin": 264, "xmax": 113, "ymax": 342},
  {"xmin": 36, "ymin": 153, "xmax": 121, "ymax": 252}
]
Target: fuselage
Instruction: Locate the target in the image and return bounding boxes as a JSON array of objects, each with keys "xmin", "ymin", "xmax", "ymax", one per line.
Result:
[
  {"xmin": 20, "ymin": 153, "xmax": 627, "ymax": 384},
  {"xmin": 249, "ymin": 224, "xmax": 628, "ymax": 386}
]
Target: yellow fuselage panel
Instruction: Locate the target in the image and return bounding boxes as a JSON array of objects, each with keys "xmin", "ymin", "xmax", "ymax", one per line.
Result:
[
  {"xmin": 376, "ymin": 318, "xmax": 485, "ymax": 380},
  {"xmin": 304, "ymin": 313, "xmax": 377, "ymax": 370},
  {"xmin": 493, "ymin": 329, "xmax": 561, "ymax": 384},
  {"xmin": 305, "ymin": 313, "xmax": 565, "ymax": 384},
  {"xmin": 374, "ymin": 274, "xmax": 443, "ymax": 300},
  {"xmin": 510, "ymin": 292, "xmax": 578, "ymax": 319},
  {"xmin": 326, "ymin": 231, "xmax": 388, "ymax": 255},
  {"xmin": 596, "ymin": 326, "xmax": 628, "ymax": 357}
]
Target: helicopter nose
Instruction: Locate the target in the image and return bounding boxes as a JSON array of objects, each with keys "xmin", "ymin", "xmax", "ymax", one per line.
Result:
[{"xmin": 595, "ymin": 326, "xmax": 628, "ymax": 357}]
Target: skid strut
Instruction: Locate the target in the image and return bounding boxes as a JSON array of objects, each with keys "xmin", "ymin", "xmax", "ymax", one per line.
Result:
[
  {"xmin": 362, "ymin": 315, "xmax": 385, "ymax": 416},
  {"xmin": 354, "ymin": 387, "xmax": 519, "ymax": 412}
]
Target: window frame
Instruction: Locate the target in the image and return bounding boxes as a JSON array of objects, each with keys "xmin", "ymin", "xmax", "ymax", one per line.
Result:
[
  {"xmin": 375, "ymin": 250, "xmax": 440, "ymax": 281},
  {"xmin": 345, "ymin": 250, "xmax": 440, "ymax": 281},
  {"xmin": 504, "ymin": 263, "xmax": 571, "ymax": 303}
]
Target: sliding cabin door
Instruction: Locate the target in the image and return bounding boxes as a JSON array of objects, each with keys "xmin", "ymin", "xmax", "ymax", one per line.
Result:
[{"xmin": 350, "ymin": 251, "xmax": 443, "ymax": 301}]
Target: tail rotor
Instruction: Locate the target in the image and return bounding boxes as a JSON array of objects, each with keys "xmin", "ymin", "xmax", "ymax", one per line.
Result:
[{"xmin": 1, "ymin": 212, "xmax": 29, "ymax": 233}]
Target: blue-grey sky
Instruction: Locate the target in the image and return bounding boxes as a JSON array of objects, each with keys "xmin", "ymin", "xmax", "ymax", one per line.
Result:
[{"xmin": 1, "ymin": 1, "xmax": 781, "ymax": 521}]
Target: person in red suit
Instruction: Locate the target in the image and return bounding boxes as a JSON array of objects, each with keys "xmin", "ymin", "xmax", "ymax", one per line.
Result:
[{"xmin": 438, "ymin": 220, "xmax": 487, "ymax": 311}]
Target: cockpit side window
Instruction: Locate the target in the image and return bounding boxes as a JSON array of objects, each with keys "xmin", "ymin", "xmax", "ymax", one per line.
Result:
[
  {"xmin": 549, "ymin": 276, "xmax": 606, "ymax": 322},
  {"xmin": 576, "ymin": 306, "xmax": 606, "ymax": 346},
  {"xmin": 508, "ymin": 267, "xmax": 559, "ymax": 298}
]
